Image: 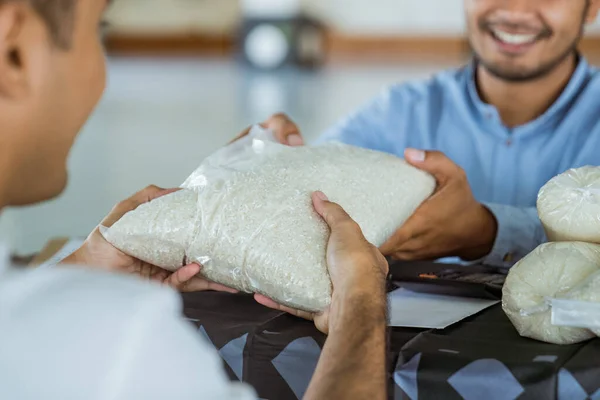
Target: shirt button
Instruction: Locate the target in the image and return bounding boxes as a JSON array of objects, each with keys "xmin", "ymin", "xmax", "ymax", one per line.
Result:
[
  {"xmin": 505, "ymin": 139, "xmax": 512, "ymax": 147},
  {"xmin": 503, "ymin": 253, "xmax": 514, "ymax": 263}
]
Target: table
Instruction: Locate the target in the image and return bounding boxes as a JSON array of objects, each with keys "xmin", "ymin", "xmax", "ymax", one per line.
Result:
[
  {"xmin": 21, "ymin": 239, "xmax": 600, "ymax": 399},
  {"xmin": 182, "ymin": 291, "xmax": 600, "ymax": 400}
]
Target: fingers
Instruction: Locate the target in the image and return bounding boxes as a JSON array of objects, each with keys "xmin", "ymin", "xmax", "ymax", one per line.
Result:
[
  {"xmin": 231, "ymin": 114, "xmax": 303, "ymax": 146},
  {"xmin": 379, "ymin": 210, "xmax": 426, "ymax": 255},
  {"xmin": 404, "ymin": 149, "xmax": 464, "ymax": 185},
  {"xmin": 379, "ymin": 227, "xmax": 412, "ymax": 255},
  {"xmin": 312, "ymin": 191, "xmax": 360, "ymax": 232},
  {"xmin": 263, "ymin": 113, "xmax": 304, "ymax": 146},
  {"xmin": 254, "ymin": 294, "xmax": 317, "ymax": 321},
  {"xmin": 102, "ymin": 185, "xmax": 180, "ymax": 227},
  {"xmin": 164, "ymin": 263, "xmax": 239, "ymax": 293},
  {"xmin": 125, "ymin": 185, "xmax": 178, "ymax": 209},
  {"xmin": 386, "ymin": 238, "xmax": 428, "ymax": 260},
  {"xmin": 203, "ymin": 282, "xmax": 239, "ymax": 294},
  {"xmin": 180, "ymin": 278, "xmax": 239, "ymax": 294},
  {"xmin": 387, "ymin": 231, "xmax": 449, "ymax": 261},
  {"xmin": 165, "ymin": 263, "xmax": 202, "ymax": 290}
]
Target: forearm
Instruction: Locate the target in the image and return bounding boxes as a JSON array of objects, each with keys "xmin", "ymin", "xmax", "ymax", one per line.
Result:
[{"xmin": 305, "ymin": 291, "xmax": 388, "ymax": 400}]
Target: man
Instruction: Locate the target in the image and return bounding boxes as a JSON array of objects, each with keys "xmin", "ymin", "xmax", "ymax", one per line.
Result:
[
  {"xmin": 253, "ymin": 0, "xmax": 600, "ymax": 268},
  {"xmin": 0, "ymin": 0, "xmax": 388, "ymax": 398}
]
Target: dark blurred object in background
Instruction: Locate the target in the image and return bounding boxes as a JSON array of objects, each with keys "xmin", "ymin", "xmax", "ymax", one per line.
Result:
[{"xmin": 239, "ymin": 0, "xmax": 326, "ymax": 70}]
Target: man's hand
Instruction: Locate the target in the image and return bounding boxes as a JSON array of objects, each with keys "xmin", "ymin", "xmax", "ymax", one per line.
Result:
[
  {"xmin": 63, "ymin": 185, "xmax": 238, "ymax": 294},
  {"xmin": 232, "ymin": 113, "xmax": 304, "ymax": 146},
  {"xmin": 380, "ymin": 149, "xmax": 498, "ymax": 261},
  {"xmin": 255, "ymin": 191, "xmax": 389, "ymax": 334}
]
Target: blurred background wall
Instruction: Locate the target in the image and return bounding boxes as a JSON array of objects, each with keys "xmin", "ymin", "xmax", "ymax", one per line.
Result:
[
  {"xmin": 105, "ymin": 0, "xmax": 600, "ymax": 35},
  {"xmin": 103, "ymin": 0, "xmax": 600, "ymax": 58}
]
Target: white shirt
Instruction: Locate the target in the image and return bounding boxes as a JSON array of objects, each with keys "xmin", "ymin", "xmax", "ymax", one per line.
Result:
[{"xmin": 0, "ymin": 256, "xmax": 256, "ymax": 400}]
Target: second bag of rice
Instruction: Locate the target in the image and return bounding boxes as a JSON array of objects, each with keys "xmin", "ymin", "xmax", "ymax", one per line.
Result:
[{"xmin": 103, "ymin": 127, "xmax": 436, "ymax": 312}]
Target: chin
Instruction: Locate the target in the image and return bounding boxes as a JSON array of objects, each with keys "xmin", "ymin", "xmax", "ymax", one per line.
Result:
[
  {"xmin": 474, "ymin": 42, "xmax": 578, "ymax": 83},
  {"xmin": 485, "ymin": 62, "xmax": 541, "ymax": 81},
  {"xmin": 8, "ymin": 170, "xmax": 69, "ymax": 207}
]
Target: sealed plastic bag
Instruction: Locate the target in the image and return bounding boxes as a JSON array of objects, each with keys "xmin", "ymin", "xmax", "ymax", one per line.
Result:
[
  {"xmin": 553, "ymin": 269, "xmax": 600, "ymax": 336},
  {"xmin": 103, "ymin": 126, "xmax": 436, "ymax": 312},
  {"xmin": 537, "ymin": 166, "xmax": 600, "ymax": 243},
  {"xmin": 502, "ymin": 242, "xmax": 600, "ymax": 345}
]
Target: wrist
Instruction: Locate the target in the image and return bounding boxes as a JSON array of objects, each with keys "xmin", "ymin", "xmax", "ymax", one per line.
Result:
[
  {"xmin": 330, "ymin": 279, "xmax": 387, "ymax": 329},
  {"xmin": 337, "ymin": 255, "xmax": 388, "ymax": 291},
  {"xmin": 336, "ymin": 274, "xmax": 387, "ymax": 304},
  {"xmin": 330, "ymin": 291, "xmax": 387, "ymax": 332},
  {"xmin": 460, "ymin": 204, "xmax": 498, "ymax": 260},
  {"xmin": 61, "ymin": 244, "xmax": 89, "ymax": 266}
]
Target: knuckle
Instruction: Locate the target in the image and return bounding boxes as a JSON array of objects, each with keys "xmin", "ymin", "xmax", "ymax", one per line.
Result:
[
  {"xmin": 145, "ymin": 184, "xmax": 161, "ymax": 192},
  {"xmin": 455, "ymin": 167, "xmax": 467, "ymax": 180},
  {"xmin": 342, "ymin": 219, "xmax": 362, "ymax": 233},
  {"xmin": 138, "ymin": 184, "xmax": 164, "ymax": 200},
  {"xmin": 372, "ymin": 247, "xmax": 389, "ymax": 267},
  {"xmin": 327, "ymin": 208, "xmax": 353, "ymax": 224},
  {"xmin": 406, "ymin": 239, "xmax": 426, "ymax": 253},
  {"xmin": 271, "ymin": 112, "xmax": 288, "ymax": 120}
]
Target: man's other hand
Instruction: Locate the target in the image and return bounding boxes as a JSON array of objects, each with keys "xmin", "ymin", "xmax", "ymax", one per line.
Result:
[
  {"xmin": 232, "ymin": 113, "xmax": 304, "ymax": 146},
  {"xmin": 64, "ymin": 185, "xmax": 238, "ymax": 294},
  {"xmin": 380, "ymin": 149, "xmax": 498, "ymax": 261}
]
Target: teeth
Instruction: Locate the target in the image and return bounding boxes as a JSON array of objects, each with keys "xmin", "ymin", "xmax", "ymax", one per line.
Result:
[{"xmin": 493, "ymin": 29, "xmax": 537, "ymax": 45}]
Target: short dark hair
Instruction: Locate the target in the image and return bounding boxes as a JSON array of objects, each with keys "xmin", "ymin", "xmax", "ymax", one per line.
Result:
[{"xmin": 2, "ymin": 0, "xmax": 76, "ymax": 48}]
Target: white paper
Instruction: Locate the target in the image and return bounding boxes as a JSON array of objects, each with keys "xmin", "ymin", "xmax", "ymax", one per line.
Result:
[{"xmin": 388, "ymin": 288, "xmax": 499, "ymax": 329}]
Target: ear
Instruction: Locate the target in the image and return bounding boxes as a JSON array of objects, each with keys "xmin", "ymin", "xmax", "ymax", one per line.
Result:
[
  {"xmin": 0, "ymin": 2, "xmax": 45, "ymax": 99},
  {"xmin": 586, "ymin": 0, "xmax": 600, "ymax": 24}
]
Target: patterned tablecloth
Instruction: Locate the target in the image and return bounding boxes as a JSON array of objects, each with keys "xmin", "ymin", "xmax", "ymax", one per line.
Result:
[
  {"xmin": 182, "ymin": 291, "xmax": 600, "ymax": 400},
  {"xmin": 22, "ymin": 239, "xmax": 600, "ymax": 400}
]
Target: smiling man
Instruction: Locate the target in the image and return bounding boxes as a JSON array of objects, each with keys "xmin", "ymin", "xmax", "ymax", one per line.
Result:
[{"xmin": 255, "ymin": 0, "xmax": 600, "ymax": 267}]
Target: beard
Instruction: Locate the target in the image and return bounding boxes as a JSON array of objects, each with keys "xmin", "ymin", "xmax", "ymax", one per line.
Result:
[{"xmin": 471, "ymin": 39, "xmax": 580, "ymax": 83}]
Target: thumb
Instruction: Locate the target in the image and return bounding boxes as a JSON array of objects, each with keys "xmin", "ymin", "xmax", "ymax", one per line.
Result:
[
  {"xmin": 311, "ymin": 192, "xmax": 355, "ymax": 230},
  {"xmin": 102, "ymin": 186, "xmax": 179, "ymax": 228},
  {"xmin": 404, "ymin": 149, "xmax": 460, "ymax": 184}
]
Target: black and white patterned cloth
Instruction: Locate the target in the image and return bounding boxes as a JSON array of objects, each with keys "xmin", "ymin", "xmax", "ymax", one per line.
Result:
[{"xmin": 182, "ymin": 292, "xmax": 600, "ymax": 400}]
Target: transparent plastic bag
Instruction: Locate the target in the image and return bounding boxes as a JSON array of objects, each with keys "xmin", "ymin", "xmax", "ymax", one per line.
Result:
[
  {"xmin": 103, "ymin": 126, "xmax": 436, "ymax": 312},
  {"xmin": 502, "ymin": 242, "xmax": 600, "ymax": 345},
  {"xmin": 552, "ymin": 269, "xmax": 600, "ymax": 336},
  {"xmin": 537, "ymin": 166, "xmax": 600, "ymax": 243}
]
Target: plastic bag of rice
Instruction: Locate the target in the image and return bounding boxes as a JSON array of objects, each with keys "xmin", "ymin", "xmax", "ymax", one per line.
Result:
[{"xmin": 103, "ymin": 126, "xmax": 435, "ymax": 312}]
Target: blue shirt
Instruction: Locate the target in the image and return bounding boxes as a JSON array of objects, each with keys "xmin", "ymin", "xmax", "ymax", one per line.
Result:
[{"xmin": 318, "ymin": 58, "xmax": 600, "ymax": 268}]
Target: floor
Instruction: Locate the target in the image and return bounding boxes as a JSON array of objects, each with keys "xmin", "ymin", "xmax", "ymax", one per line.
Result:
[{"xmin": 1, "ymin": 57, "xmax": 461, "ymax": 254}]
